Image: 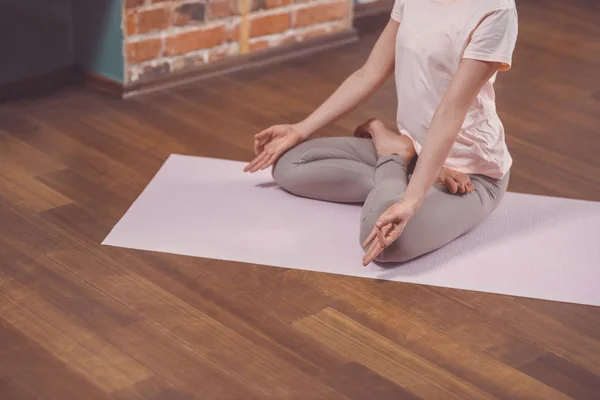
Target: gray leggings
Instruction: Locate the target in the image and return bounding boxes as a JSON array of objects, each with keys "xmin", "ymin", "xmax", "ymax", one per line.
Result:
[{"xmin": 272, "ymin": 137, "xmax": 509, "ymax": 263}]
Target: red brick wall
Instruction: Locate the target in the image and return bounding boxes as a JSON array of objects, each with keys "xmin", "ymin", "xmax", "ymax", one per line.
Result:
[{"xmin": 124, "ymin": 0, "xmax": 353, "ymax": 84}]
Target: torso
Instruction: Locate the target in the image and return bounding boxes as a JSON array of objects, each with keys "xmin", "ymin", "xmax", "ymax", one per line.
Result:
[{"xmin": 394, "ymin": 0, "xmax": 516, "ymax": 179}]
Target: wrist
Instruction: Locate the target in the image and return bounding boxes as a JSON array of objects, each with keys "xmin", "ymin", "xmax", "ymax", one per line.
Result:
[
  {"xmin": 292, "ymin": 122, "xmax": 314, "ymax": 140},
  {"xmin": 402, "ymin": 195, "xmax": 423, "ymax": 212}
]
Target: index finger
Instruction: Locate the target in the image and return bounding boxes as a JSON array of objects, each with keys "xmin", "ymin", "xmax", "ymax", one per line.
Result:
[
  {"xmin": 254, "ymin": 128, "xmax": 275, "ymax": 145},
  {"xmin": 376, "ymin": 223, "xmax": 392, "ymax": 247},
  {"xmin": 361, "ymin": 226, "xmax": 377, "ymax": 249},
  {"xmin": 362, "ymin": 240, "xmax": 383, "ymax": 266},
  {"xmin": 378, "ymin": 212, "xmax": 403, "ymax": 227},
  {"xmin": 254, "ymin": 128, "xmax": 273, "ymax": 154},
  {"xmin": 244, "ymin": 151, "xmax": 268, "ymax": 173}
]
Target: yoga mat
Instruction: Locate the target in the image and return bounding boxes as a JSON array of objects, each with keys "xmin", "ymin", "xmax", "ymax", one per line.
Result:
[{"xmin": 103, "ymin": 154, "xmax": 600, "ymax": 307}]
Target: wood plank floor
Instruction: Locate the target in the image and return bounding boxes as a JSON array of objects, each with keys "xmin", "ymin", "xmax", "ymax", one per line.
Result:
[{"xmin": 1, "ymin": 1, "xmax": 600, "ymax": 398}]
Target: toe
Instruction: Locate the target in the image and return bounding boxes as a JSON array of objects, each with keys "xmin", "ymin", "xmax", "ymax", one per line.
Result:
[
  {"xmin": 445, "ymin": 177, "xmax": 459, "ymax": 194},
  {"xmin": 455, "ymin": 173, "xmax": 473, "ymax": 194},
  {"xmin": 456, "ymin": 173, "xmax": 469, "ymax": 185}
]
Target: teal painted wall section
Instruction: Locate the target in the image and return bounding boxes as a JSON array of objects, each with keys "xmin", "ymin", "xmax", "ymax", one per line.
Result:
[
  {"xmin": 73, "ymin": 0, "xmax": 124, "ymax": 82},
  {"xmin": 0, "ymin": 0, "xmax": 124, "ymax": 86},
  {"xmin": 0, "ymin": 0, "xmax": 74, "ymax": 86}
]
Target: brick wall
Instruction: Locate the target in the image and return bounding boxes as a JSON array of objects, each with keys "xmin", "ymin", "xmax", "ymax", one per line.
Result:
[{"xmin": 123, "ymin": 0, "xmax": 353, "ymax": 84}]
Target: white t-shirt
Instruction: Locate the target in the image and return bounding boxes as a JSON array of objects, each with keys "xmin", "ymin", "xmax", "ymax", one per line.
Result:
[{"xmin": 391, "ymin": 0, "xmax": 518, "ymax": 179}]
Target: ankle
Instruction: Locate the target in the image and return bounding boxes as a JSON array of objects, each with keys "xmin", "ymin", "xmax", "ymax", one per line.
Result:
[
  {"xmin": 377, "ymin": 136, "xmax": 416, "ymax": 162},
  {"xmin": 366, "ymin": 118, "xmax": 385, "ymax": 132}
]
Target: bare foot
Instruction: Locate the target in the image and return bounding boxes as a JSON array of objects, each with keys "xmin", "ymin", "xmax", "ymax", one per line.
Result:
[
  {"xmin": 436, "ymin": 168, "xmax": 474, "ymax": 194},
  {"xmin": 354, "ymin": 118, "xmax": 416, "ymax": 163}
]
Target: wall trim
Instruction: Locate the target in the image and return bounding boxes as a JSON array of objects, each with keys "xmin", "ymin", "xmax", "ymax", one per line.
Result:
[
  {"xmin": 1, "ymin": 2, "xmax": 393, "ymax": 102},
  {"xmin": 123, "ymin": 28, "xmax": 359, "ymax": 99},
  {"xmin": 79, "ymin": 69, "xmax": 124, "ymax": 98},
  {"xmin": 0, "ymin": 67, "xmax": 77, "ymax": 103}
]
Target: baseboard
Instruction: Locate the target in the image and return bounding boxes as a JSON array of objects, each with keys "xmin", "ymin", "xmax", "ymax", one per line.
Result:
[
  {"xmin": 123, "ymin": 28, "xmax": 359, "ymax": 99},
  {"xmin": 354, "ymin": 0, "xmax": 394, "ymax": 20},
  {"xmin": 0, "ymin": 66, "xmax": 124, "ymax": 102},
  {"xmin": 79, "ymin": 69, "xmax": 124, "ymax": 98},
  {"xmin": 0, "ymin": 66, "xmax": 77, "ymax": 103},
  {"xmin": 1, "ymin": 27, "xmax": 360, "ymax": 102}
]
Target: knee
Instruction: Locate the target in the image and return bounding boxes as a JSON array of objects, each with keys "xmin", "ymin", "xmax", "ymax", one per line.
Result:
[
  {"xmin": 362, "ymin": 235, "xmax": 418, "ymax": 264},
  {"xmin": 373, "ymin": 237, "xmax": 418, "ymax": 264},
  {"xmin": 272, "ymin": 147, "xmax": 306, "ymax": 194},
  {"xmin": 358, "ymin": 184, "xmax": 403, "ymax": 245},
  {"xmin": 272, "ymin": 147, "xmax": 313, "ymax": 197}
]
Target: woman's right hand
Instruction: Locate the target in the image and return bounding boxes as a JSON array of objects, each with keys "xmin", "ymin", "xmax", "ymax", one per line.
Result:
[{"xmin": 243, "ymin": 124, "xmax": 305, "ymax": 173}]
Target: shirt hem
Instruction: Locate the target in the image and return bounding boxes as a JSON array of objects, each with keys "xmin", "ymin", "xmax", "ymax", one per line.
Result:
[
  {"xmin": 462, "ymin": 52, "xmax": 512, "ymax": 71},
  {"xmin": 443, "ymin": 163, "xmax": 512, "ymax": 180},
  {"xmin": 390, "ymin": 13, "xmax": 402, "ymax": 23},
  {"xmin": 400, "ymin": 130, "xmax": 511, "ymax": 180}
]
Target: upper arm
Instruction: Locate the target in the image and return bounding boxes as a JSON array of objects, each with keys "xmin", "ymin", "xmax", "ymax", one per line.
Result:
[
  {"xmin": 361, "ymin": 18, "xmax": 400, "ymax": 84},
  {"xmin": 440, "ymin": 7, "xmax": 517, "ymax": 111},
  {"xmin": 440, "ymin": 58, "xmax": 501, "ymax": 112},
  {"xmin": 463, "ymin": 7, "xmax": 518, "ymax": 71}
]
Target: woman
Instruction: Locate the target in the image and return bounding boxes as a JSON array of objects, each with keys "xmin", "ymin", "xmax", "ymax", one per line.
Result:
[{"xmin": 244, "ymin": 0, "xmax": 518, "ymax": 266}]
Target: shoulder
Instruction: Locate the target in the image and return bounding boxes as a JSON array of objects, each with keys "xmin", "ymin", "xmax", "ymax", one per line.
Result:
[
  {"xmin": 390, "ymin": 0, "xmax": 405, "ymax": 22},
  {"xmin": 474, "ymin": 0, "xmax": 518, "ymax": 28},
  {"xmin": 484, "ymin": 0, "xmax": 517, "ymax": 13}
]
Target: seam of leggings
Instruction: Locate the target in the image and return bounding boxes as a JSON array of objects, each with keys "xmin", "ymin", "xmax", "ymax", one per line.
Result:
[
  {"xmin": 375, "ymin": 154, "xmax": 410, "ymax": 169},
  {"xmin": 347, "ymin": 140, "xmax": 375, "ymax": 166},
  {"xmin": 297, "ymin": 148, "xmax": 362, "ymax": 165}
]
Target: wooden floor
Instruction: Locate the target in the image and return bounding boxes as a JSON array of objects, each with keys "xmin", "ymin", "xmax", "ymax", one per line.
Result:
[{"xmin": 1, "ymin": 1, "xmax": 600, "ymax": 399}]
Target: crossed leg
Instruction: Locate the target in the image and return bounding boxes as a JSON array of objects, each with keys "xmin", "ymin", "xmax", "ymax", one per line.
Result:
[
  {"xmin": 272, "ymin": 124, "xmax": 508, "ymax": 263},
  {"xmin": 272, "ymin": 136, "xmax": 379, "ymax": 203},
  {"xmin": 359, "ymin": 162, "xmax": 509, "ymax": 263}
]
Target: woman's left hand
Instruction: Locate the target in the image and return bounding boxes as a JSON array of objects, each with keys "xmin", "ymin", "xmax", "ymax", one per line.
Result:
[{"xmin": 362, "ymin": 199, "xmax": 419, "ymax": 266}]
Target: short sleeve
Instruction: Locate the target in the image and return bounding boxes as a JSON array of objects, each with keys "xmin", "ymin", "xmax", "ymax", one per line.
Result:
[
  {"xmin": 390, "ymin": 0, "xmax": 403, "ymax": 22},
  {"xmin": 463, "ymin": 8, "xmax": 518, "ymax": 71}
]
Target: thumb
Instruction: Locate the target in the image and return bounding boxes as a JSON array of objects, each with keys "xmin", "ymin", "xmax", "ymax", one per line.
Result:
[
  {"xmin": 254, "ymin": 139, "xmax": 266, "ymax": 155},
  {"xmin": 255, "ymin": 127, "xmax": 274, "ymax": 140},
  {"xmin": 377, "ymin": 212, "xmax": 401, "ymax": 227}
]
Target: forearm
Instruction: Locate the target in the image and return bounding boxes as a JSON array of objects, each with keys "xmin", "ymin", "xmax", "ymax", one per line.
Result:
[
  {"xmin": 293, "ymin": 18, "xmax": 399, "ymax": 140},
  {"xmin": 293, "ymin": 68, "xmax": 389, "ymax": 139},
  {"xmin": 403, "ymin": 59, "xmax": 501, "ymax": 207},
  {"xmin": 403, "ymin": 104, "xmax": 466, "ymax": 206}
]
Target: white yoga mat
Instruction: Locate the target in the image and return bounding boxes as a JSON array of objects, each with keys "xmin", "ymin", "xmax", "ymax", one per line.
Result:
[{"xmin": 103, "ymin": 154, "xmax": 600, "ymax": 307}]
